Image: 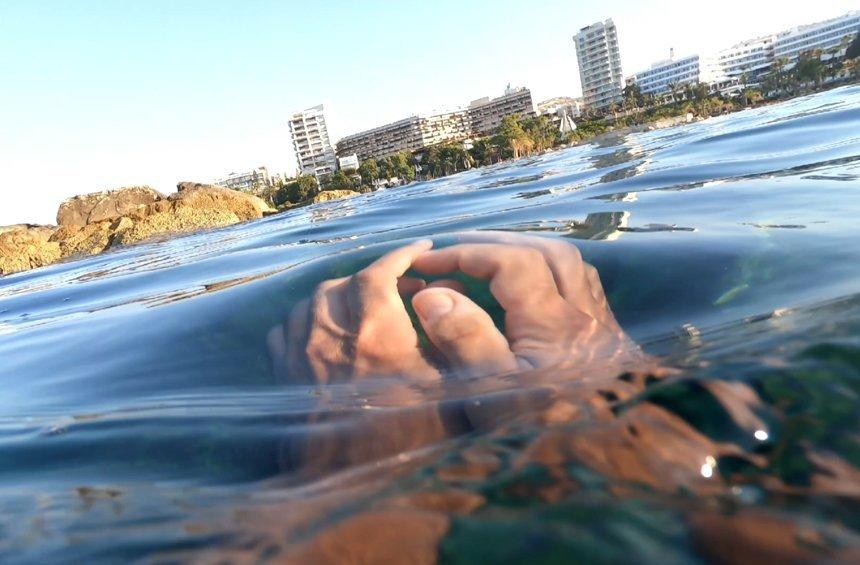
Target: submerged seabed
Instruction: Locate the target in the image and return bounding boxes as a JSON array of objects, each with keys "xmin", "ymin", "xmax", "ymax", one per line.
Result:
[{"xmin": 1, "ymin": 87, "xmax": 859, "ymax": 563}]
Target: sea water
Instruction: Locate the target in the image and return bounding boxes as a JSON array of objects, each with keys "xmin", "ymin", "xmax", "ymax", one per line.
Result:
[{"xmin": 0, "ymin": 86, "xmax": 859, "ymax": 562}]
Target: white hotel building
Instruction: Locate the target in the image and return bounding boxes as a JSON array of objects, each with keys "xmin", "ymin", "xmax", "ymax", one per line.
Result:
[
  {"xmin": 716, "ymin": 36, "xmax": 776, "ymax": 81},
  {"xmin": 773, "ymin": 11, "xmax": 860, "ymax": 64},
  {"xmin": 627, "ymin": 53, "xmax": 701, "ymax": 95},
  {"xmin": 573, "ymin": 19, "xmax": 624, "ymax": 110},
  {"xmin": 288, "ymin": 104, "xmax": 338, "ymax": 180}
]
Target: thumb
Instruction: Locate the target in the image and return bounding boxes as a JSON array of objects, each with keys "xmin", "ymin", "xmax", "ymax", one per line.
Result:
[{"xmin": 412, "ymin": 287, "xmax": 518, "ymax": 378}]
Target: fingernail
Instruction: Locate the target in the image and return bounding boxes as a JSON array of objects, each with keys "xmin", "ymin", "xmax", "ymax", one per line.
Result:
[{"xmin": 414, "ymin": 291, "xmax": 454, "ymax": 323}]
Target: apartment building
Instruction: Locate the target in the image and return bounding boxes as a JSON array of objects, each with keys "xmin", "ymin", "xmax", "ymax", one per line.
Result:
[
  {"xmin": 773, "ymin": 11, "xmax": 860, "ymax": 63},
  {"xmin": 217, "ymin": 166, "xmax": 270, "ymax": 191},
  {"xmin": 716, "ymin": 36, "xmax": 776, "ymax": 81},
  {"xmin": 627, "ymin": 53, "xmax": 701, "ymax": 95},
  {"xmin": 419, "ymin": 110, "xmax": 472, "ymax": 146},
  {"xmin": 336, "ymin": 87, "xmax": 535, "ymax": 162},
  {"xmin": 336, "ymin": 116, "xmax": 425, "ymax": 162},
  {"xmin": 288, "ymin": 105, "xmax": 338, "ymax": 180},
  {"xmin": 467, "ymin": 86, "xmax": 536, "ymax": 135},
  {"xmin": 573, "ymin": 19, "xmax": 624, "ymax": 110}
]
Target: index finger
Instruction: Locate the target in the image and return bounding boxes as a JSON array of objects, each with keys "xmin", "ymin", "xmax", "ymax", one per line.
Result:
[
  {"xmin": 411, "ymin": 243, "xmax": 561, "ymax": 311},
  {"xmin": 363, "ymin": 239, "xmax": 433, "ymax": 279}
]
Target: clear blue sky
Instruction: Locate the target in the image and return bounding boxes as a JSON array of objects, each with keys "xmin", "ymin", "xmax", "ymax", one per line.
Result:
[{"xmin": 1, "ymin": 0, "xmax": 856, "ymax": 224}]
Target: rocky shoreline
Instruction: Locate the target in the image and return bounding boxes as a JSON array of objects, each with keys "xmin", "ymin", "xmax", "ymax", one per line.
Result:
[
  {"xmin": 0, "ymin": 114, "xmax": 696, "ymax": 278},
  {"xmin": 0, "ymin": 182, "xmax": 285, "ymax": 276}
]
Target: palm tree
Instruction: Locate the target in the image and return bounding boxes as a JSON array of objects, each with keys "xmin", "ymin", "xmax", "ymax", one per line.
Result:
[
  {"xmin": 622, "ymin": 83, "xmax": 642, "ymax": 112},
  {"xmin": 667, "ymin": 82, "xmax": 681, "ymax": 104},
  {"xmin": 607, "ymin": 101, "xmax": 619, "ymax": 120}
]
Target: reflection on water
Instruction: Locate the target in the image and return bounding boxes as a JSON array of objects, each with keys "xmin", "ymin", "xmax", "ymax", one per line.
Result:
[{"xmin": 1, "ymin": 87, "xmax": 859, "ymax": 561}]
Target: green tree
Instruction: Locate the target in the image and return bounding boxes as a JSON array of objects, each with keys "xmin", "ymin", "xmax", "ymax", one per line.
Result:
[
  {"xmin": 844, "ymin": 32, "xmax": 859, "ymax": 59},
  {"xmin": 521, "ymin": 115, "xmax": 559, "ymax": 151},
  {"xmin": 468, "ymin": 138, "xmax": 500, "ymax": 167},
  {"xmin": 358, "ymin": 158, "xmax": 378, "ymax": 186},
  {"xmin": 273, "ymin": 175, "xmax": 319, "ymax": 206},
  {"xmin": 327, "ymin": 170, "xmax": 355, "ymax": 190},
  {"xmin": 622, "ymin": 83, "xmax": 644, "ymax": 109},
  {"xmin": 795, "ymin": 49, "xmax": 825, "ymax": 86},
  {"xmin": 378, "ymin": 156, "xmax": 394, "ymax": 180},
  {"xmin": 390, "ymin": 151, "xmax": 415, "ymax": 182},
  {"xmin": 665, "ymin": 82, "xmax": 677, "ymax": 104},
  {"xmin": 742, "ymin": 88, "xmax": 763, "ymax": 106},
  {"xmin": 496, "ymin": 115, "xmax": 534, "ymax": 159}
]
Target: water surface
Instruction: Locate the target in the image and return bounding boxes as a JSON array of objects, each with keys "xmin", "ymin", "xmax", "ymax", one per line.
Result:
[{"xmin": 1, "ymin": 87, "xmax": 859, "ymax": 562}]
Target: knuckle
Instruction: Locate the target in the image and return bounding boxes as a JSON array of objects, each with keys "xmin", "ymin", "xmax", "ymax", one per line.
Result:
[
  {"xmin": 435, "ymin": 313, "xmax": 484, "ymax": 342},
  {"xmin": 512, "ymin": 247, "xmax": 546, "ymax": 269},
  {"xmin": 353, "ymin": 327, "xmax": 380, "ymax": 357},
  {"xmin": 351, "ymin": 269, "xmax": 377, "ymax": 293}
]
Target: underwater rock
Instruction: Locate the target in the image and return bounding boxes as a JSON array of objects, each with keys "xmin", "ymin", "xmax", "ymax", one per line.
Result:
[
  {"xmin": 284, "ymin": 509, "xmax": 449, "ymax": 565},
  {"xmin": 378, "ymin": 490, "xmax": 486, "ymax": 515},
  {"xmin": 56, "ymin": 185, "xmax": 164, "ymax": 227}
]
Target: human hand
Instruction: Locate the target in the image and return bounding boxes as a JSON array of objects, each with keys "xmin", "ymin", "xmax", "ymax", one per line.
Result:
[
  {"xmin": 410, "ymin": 231, "xmax": 644, "ymax": 373},
  {"xmin": 267, "ymin": 240, "xmax": 441, "ymax": 385}
]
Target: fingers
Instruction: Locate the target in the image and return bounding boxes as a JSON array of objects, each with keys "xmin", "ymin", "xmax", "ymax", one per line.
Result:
[
  {"xmin": 266, "ymin": 325, "xmax": 289, "ymax": 381},
  {"xmin": 412, "ymin": 243, "xmax": 562, "ymax": 312},
  {"xmin": 396, "ymin": 276, "xmax": 427, "ymax": 296},
  {"xmin": 456, "ymin": 231, "xmax": 596, "ymax": 308},
  {"xmin": 351, "ymin": 240, "xmax": 434, "ymax": 310},
  {"xmin": 284, "ymin": 298, "xmax": 314, "ymax": 384},
  {"xmin": 412, "ymin": 287, "xmax": 519, "ymax": 378},
  {"xmin": 427, "ymin": 278, "xmax": 466, "ymax": 294},
  {"xmin": 363, "ymin": 239, "xmax": 433, "ymax": 280}
]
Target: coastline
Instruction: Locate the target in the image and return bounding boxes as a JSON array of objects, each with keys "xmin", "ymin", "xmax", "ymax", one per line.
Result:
[{"xmin": 2, "ymin": 81, "xmax": 857, "ymax": 278}]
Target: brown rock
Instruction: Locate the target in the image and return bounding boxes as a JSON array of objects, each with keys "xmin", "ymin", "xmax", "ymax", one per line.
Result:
[
  {"xmin": 50, "ymin": 220, "xmax": 115, "ymax": 257},
  {"xmin": 0, "ymin": 226, "xmax": 61, "ymax": 275},
  {"xmin": 514, "ymin": 402, "xmax": 756, "ymax": 495},
  {"xmin": 284, "ymin": 509, "xmax": 449, "ymax": 565},
  {"xmin": 689, "ymin": 509, "xmax": 860, "ymax": 564},
  {"xmin": 171, "ymin": 182, "xmax": 273, "ymax": 220},
  {"xmin": 56, "ymin": 186, "xmax": 163, "ymax": 227},
  {"xmin": 380, "ymin": 490, "xmax": 485, "ymax": 515},
  {"xmin": 112, "ymin": 207, "xmax": 240, "ymax": 246},
  {"xmin": 312, "ymin": 189, "xmax": 360, "ymax": 203}
]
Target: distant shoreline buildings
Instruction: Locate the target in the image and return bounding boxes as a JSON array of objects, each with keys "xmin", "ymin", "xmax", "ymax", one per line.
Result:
[
  {"xmin": 335, "ymin": 86, "xmax": 536, "ymax": 163},
  {"xmin": 216, "ymin": 166, "xmax": 271, "ymax": 191},
  {"xmin": 281, "ymin": 10, "xmax": 858, "ymax": 182},
  {"xmin": 626, "ymin": 10, "xmax": 859, "ymax": 97}
]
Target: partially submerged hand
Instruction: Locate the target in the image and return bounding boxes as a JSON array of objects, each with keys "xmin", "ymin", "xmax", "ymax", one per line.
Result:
[
  {"xmin": 267, "ymin": 240, "xmax": 440, "ymax": 384},
  {"xmin": 411, "ymin": 232, "xmax": 644, "ymax": 373},
  {"xmin": 269, "ymin": 232, "xmax": 646, "ymax": 384}
]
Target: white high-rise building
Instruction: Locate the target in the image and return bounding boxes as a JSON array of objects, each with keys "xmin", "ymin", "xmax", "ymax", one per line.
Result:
[
  {"xmin": 573, "ymin": 19, "xmax": 624, "ymax": 110},
  {"xmin": 627, "ymin": 53, "xmax": 701, "ymax": 95},
  {"xmin": 288, "ymin": 105, "xmax": 337, "ymax": 180},
  {"xmin": 716, "ymin": 36, "xmax": 777, "ymax": 81},
  {"xmin": 773, "ymin": 11, "xmax": 860, "ymax": 63}
]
